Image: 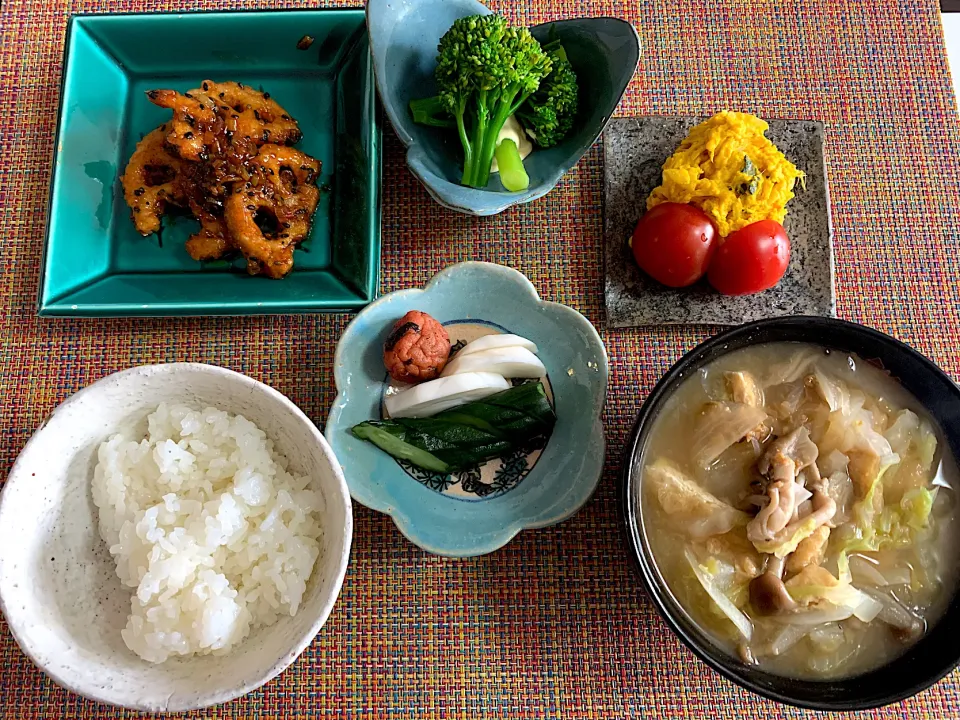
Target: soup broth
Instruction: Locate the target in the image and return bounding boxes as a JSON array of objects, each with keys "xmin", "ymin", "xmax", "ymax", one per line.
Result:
[{"xmin": 640, "ymin": 342, "xmax": 959, "ymax": 679}]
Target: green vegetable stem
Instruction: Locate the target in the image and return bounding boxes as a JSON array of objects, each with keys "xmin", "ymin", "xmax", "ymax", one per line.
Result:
[
  {"xmin": 495, "ymin": 139, "xmax": 530, "ymax": 192},
  {"xmin": 350, "ymin": 424, "xmax": 452, "ymax": 473},
  {"xmin": 407, "ymin": 19, "xmax": 581, "ymax": 191},
  {"xmin": 434, "ymin": 15, "xmax": 553, "ymax": 189},
  {"xmin": 408, "ymin": 96, "xmax": 455, "ymax": 128},
  {"xmin": 350, "ymin": 381, "xmax": 556, "ymax": 473}
]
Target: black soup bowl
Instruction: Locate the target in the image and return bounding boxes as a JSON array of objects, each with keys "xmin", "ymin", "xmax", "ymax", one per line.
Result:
[{"xmin": 621, "ymin": 316, "xmax": 960, "ymax": 710}]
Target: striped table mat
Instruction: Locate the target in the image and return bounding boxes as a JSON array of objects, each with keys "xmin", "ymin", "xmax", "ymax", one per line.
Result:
[{"xmin": 2, "ymin": 0, "xmax": 959, "ymax": 717}]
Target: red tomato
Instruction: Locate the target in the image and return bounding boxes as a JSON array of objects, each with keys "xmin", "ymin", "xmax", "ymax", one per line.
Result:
[
  {"xmin": 708, "ymin": 220, "xmax": 791, "ymax": 295},
  {"xmin": 631, "ymin": 203, "xmax": 718, "ymax": 288}
]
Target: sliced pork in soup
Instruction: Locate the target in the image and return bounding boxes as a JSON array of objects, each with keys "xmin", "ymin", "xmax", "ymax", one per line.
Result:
[{"xmin": 641, "ymin": 343, "xmax": 958, "ymax": 679}]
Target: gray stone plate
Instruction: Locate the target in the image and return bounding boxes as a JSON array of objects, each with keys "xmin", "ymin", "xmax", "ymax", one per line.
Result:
[{"xmin": 603, "ymin": 116, "xmax": 835, "ymax": 327}]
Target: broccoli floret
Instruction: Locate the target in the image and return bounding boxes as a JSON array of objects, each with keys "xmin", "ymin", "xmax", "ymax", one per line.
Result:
[
  {"xmin": 432, "ymin": 14, "xmax": 552, "ymax": 189},
  {"xmin": 516, "ymin": 43, "xmax": 579, "ymax": 149}
]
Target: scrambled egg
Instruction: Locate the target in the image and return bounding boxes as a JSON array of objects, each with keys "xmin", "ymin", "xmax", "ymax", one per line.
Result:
[{"xmin": 647, "ymin": 112, "xmax": 804, "ymax": 236}]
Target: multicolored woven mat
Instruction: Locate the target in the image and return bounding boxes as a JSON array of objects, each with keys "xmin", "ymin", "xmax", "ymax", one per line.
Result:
[{"xmin": 2, "ymin": 0, "xmax": 960, "ymax": 717}]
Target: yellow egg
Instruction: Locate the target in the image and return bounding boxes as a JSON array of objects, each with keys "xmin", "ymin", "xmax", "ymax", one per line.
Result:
[{"xmin": 647, "ymin": 112, "xmax": 804, "ymax": 237}]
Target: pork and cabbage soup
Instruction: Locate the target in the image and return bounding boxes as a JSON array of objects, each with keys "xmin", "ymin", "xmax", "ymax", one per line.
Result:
[{"xmin": 641, "ymin": 342, "xmax": 959, "ymax": 679}]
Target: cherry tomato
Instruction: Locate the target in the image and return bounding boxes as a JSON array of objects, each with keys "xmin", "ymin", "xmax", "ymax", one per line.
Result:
[
  {"xmin": 631, "ymin": 203, "xmax": 718, "ymax": 288},
  {"xmin": 708, "ymin": 220, "xmax": 791, "ymax": 295}
]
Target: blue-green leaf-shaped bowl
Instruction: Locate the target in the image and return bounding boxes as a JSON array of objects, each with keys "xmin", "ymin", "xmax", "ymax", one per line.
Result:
[
  {"xmin": 325, "ymin": 262, "xmax": 608, "ymax": 556},
  {"xmin": 366, "ymin": 0, "xmax": 640, "ymax": 216}
]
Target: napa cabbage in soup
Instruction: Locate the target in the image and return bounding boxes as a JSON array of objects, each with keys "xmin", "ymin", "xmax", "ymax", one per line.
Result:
[{"xmin": 640, "ymin": 343, "xmax": 959, "ymax": 678}]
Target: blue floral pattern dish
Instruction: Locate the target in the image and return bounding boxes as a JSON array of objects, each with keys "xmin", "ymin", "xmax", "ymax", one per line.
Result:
[{"xmin": 325, "ymin": 262, "xmax": 608, "ymax": 556}]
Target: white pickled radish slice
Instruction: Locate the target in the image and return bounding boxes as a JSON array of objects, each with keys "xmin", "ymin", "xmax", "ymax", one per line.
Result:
[
  {"xmin": 455, "ymin": 333, "xmax": 538, "ymax": 358},
  {"xmin": 384, "ymin": 372, "xmax": 510, "ymax": 419},
  {"xmin": 440, "ymin": 346, "xmax": 546, "ymax": 379}
]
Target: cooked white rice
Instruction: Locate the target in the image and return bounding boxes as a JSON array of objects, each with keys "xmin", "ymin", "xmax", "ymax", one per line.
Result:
[{"xmin": 92, "ymin": 403, "xmax": 323, "ymax": 663}]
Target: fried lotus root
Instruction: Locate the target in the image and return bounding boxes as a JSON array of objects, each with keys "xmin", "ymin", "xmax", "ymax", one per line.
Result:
[
  {"xmin": 178, "ymin": 160, "xmax": 233, "ymax": 216},
  {"xmin": 224, "ymin": 145, "xmax": 321, "ymax": 279},
  {"xmin": 251, "ymin": 144, "xmax": 321, "ymax": 192},
  {"xmin": 146, "ymin": 88, "xmax": 220, "ymax": 161},
  {"xmin": 211, "ymin": 81, "xmax": 303, "ymax": 147},
  {"xmin": 147, "ymin": 81, "xmax": 302, "ymax": 160},
  {"xmin": 121, "ymin": 124, "xmax": 184, "ymax": 235},
  {"xmin": 185, "ymin": 214, "xmax": 233, "ymax": 262}
]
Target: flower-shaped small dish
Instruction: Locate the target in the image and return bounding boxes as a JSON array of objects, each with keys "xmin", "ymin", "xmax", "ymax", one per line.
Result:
[
  {"xmin": 366, "ymin": 0, "xmax": 640, "ymax": 216},
  {"xmin": 325, "ymin": 262, "xmax": 608, "ymax": 556},
  {"xmin": 39, "ymin": 10, "xmax": 380, "ymax": 318}
]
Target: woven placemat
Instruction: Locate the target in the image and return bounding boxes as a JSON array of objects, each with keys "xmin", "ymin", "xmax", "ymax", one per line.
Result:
[{"xmin": 2, "ymin": 0, "xmax": 960, "ymax": 717}]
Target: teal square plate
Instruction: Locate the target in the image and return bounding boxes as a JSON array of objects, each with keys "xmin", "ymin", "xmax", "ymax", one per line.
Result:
[{"xmin": 40, "ymin": 10, "xmax": 381, "ymax": 317}]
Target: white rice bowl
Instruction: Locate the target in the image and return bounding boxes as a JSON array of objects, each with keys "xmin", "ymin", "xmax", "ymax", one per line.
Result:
[
  {"xmin": 93, "ymin": 403, "xmax": 323, "ymax": 663},
  {"xmin": 0, "ymin": 364, "xmax": 352, "ymax": 712}
]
